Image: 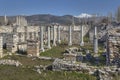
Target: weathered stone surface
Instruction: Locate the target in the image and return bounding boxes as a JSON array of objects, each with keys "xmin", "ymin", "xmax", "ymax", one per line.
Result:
[
  {"xmin": 106, "ymin": 28, "xmax": 120, "ymax": 66},
  {"xmin": 27, "ymin": 40, "xmax": 40, "ymax": 57}
]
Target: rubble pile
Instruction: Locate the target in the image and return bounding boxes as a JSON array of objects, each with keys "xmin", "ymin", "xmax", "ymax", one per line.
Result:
[{"xmin": 0, "ymin": 59, "xmax": 22, "ymax": 67}]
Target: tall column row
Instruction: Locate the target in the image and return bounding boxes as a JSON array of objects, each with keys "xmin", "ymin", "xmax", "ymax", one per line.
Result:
[
  {"xmin": 40, "ymin": 24, "xmax": 61, "ymax": 52},
  {"xmin": 68, "ymin": 25, "xmax": 84, "ymax": 46},
  {"xmin": 40, "ymin": 25, "xmax": 98, "ymax": 55}
]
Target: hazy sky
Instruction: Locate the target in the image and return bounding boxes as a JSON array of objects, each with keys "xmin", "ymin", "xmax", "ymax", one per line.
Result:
[{"xmin": 0, "ymin": 0, "xmax": 120, "ymax": 16}]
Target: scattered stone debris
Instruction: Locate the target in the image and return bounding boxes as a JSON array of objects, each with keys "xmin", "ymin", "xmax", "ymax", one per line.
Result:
[
  {"xmin": 33, "ymin": 65, "xmax": 47, "ymax": 74},
  {"xmin": 52, "ymin": 58, "xmax": 87, "ymax": 71},
  {"xmin": 38, "ymin": 56, "xmax": 53, "ymax": 60},
  {"xmin": 63, "ymin": 47, "xmax": 85, "ymax": 62},
  {"xmin": 0, "ymin": 59, "xmax": 22, "ymax": 67},
  {"xmin": 52, "ymin": 58, "xmax": 120, "ymax": 80},
  {"xmin": 36, "ymin": 69, "xmax": 41, "ymax": 74},
  {"xmin": 52, "ymin": 46, "xmax": 120, "ymax": 80}
]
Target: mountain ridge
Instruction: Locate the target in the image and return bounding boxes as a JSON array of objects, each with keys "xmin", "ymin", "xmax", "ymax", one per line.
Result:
[{"xmin": 0, "ymin": 14, "xmax": 104, "ymax": 26}]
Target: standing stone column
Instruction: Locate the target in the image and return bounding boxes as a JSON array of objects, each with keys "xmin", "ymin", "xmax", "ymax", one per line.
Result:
[
  {"xmin": 4, "ymin": 14, "xmax": 8, "ymax": 25},
  {"xmin": 0, "ymin": 36, "xmax": 3, "ymax": 58},
  {"xmin": 40, "ymin": 26, "xmax": 44, "ymax": 52},
  {"xmin": 16, "ymin": 16, "xmax": 18, "ymax": 25},
  {"xmin": 53, "ymin": 25, "xmax": 56, "ymax": 46},
  {"xmin": 50, "ymin": 27, "xmax": 53, "ymax": 41},
  {"xmin": 18, "ymin": 16, "xmax": 20, "ymax": 25},
  {"xmin": 34, "ymin": 32, "xmax": 37, "ymax": 40},
  {"xmin": 68, "ymin": 26, "xmax": 72, "ymax": 46},
  {"xmin": 94, "ymin": 26, "xmax": 98, "ymax": 54},
  {"xmin": 57, "ymin": 25, "xmax": 61, "ymax": 44},
  {"xmin": 32, "ymin": 32, "xmax": 34, "ymax": 40},
  {"xmin": 47, "ymin": 26, "xmax": 51, "ymax": 49},
  {"xmin": 80, "ymin": 25, "xmax": 84, "ymax": 46},
  {"xmin": 24, "ymin": 26, "xmax": 27, "ymax": 41}
]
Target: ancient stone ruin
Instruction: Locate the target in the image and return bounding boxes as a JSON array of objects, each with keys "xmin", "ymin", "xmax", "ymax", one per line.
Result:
[{"xmin": 106, "ymin": 28, "xmax": 120, "ymax": 66}]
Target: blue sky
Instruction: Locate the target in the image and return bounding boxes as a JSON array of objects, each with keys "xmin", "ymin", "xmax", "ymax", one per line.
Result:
[{"xmin": 0, "ymin": 0, "xmax": 120, "ymax": 16}]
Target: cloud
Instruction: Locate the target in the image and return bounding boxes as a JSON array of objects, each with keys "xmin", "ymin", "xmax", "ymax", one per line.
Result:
[{"xmin": 75, "ymin": 13, "xmax": 93, "ymax": 18}]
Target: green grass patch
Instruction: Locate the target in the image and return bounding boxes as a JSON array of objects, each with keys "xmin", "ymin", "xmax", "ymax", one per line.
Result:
[
  {"xmin": 84, "ymin": 35, "xmax": 90, "ymax": 43},
  {"xmin": 40, "ymin": 44, "xmax": 84, "ymax": 58},
  {"xmin": 40, "ymin": 45, "xmax": 68, "ymax": 58},
  {"xmin": 3, "ymin": 49, "xmax": 8, "ymax": 54},
  {"xmin": 0, "ymin": 65, "xmax": 96, "ymax": 80},
  {"xmin": 41, "ymin": 71, "xmax": 96, "ymax": 80},
  {"xmin": 0, "ymin": 65, "xmax": 41, "ymax": 80}
]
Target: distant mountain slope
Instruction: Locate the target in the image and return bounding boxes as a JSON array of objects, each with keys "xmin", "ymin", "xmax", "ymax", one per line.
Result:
[
  {"xmin": 26, "ymin": 14, "xmax": 80, "ymax": 25},
  {"xmin": 0, "ymin": 14, "xmax": 106, "ymax": 26}
]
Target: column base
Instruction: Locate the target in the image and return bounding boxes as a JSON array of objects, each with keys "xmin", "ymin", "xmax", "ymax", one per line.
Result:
[
  {"xmin": 58, "ymin": 40, "xmax": 61, "ymax": 44},
  {"xmin": 80, "ymin": 42, "xmax": 84, "ymax": 46},
  {"xmin": 41, "ymin": 48, "xmax": 45, "ymax": 52},
  {"xmin": 94, "ymin": 47, "xmax": 98, "ymax": 54},
  {"xmin": 47, "ymin": 46, "xmax": 51, "ymax": 49},
  {"xmin": 94, "ymin": 51, "xmax": 98, "ymax": 54},
  {"xmin": 36, "ymin": 53, "xmax": 40, "ymax": 57},
  {"xmin": 0, "ymin": 54, "xmax": 3, "ymax": 58},
  {"xmin": 53, "ymin": 41, "xmax": 57, "ymax": 46},
  {"xmin": 53, "ymin": 44, "xmax": 57, "ymax": 46},
  {"xmin": 94, "ymin": 53, "xmax": 99, "ymax": 57},
  {"xmin": 68, "ymin": 42, "xmax": 72, "ymax": 46}
]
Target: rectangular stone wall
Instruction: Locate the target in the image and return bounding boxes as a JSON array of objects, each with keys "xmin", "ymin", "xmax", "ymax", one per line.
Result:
[
  {"xmin": 6, "ymin": 34, "xmax": 18, "ymax": 53},
  {"xmin": 27, "ymin": 40, "xmax": 39, "ymax": 56},
  {"xmin": 107, "ymin": 34, "xmax": 120, "ymax": 65},
  {"xmin": 60, "ymin": 31, "xmax": 80, "ymax": 44}
]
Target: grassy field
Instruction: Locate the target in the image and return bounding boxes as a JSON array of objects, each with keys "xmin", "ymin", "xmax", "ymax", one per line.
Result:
[
  {"xmin": 0, "ymin": 43, "xmax": 106, "ymax": 80},
  {"xmin": 40, "ymin": 45, "xmax": 69, "ymax": 58},
  {"xmin": 0, "ymin": 46, "xmax": 97, "ymax": 80},
  {"xmin": 40, "ymin": 44, "xmax": 86, "ymax": 58},
  {"xmin": 0, "ymin": 65, "xmax": 40, "ymax": 80},
  {"xmin": 0, "ymin": 65, "xmax": 96, "ymax": 80},
  {"xmin": 113, "ymin": 75, "xmax": 120, "ymax": 80}
]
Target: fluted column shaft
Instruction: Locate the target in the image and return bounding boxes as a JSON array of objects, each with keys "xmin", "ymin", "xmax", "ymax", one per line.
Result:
[
  {"xmin": 68, "ymin": 26, "xmax": 72, "ymax": 46},
  {"xmin": 40, "ymin": 26, "xmax": 44, "ymax": 52},
  {"xmin": 94, "ymin": 26, "xmax": 98, "ymax": 53},
  {"xmin": 80, "ymin": 25, "xmax": 84, "ymax": 46},
  {"xmin": 48, "ymin": 26, "xmax": 51, "ymax": 48},
  {"xmin": 57, "ymin": 25, "xmax": 61, "ymax": 44},
  {"xmin": 53, "ymin": 25, "xmax": 56, "ymax": 46}
]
